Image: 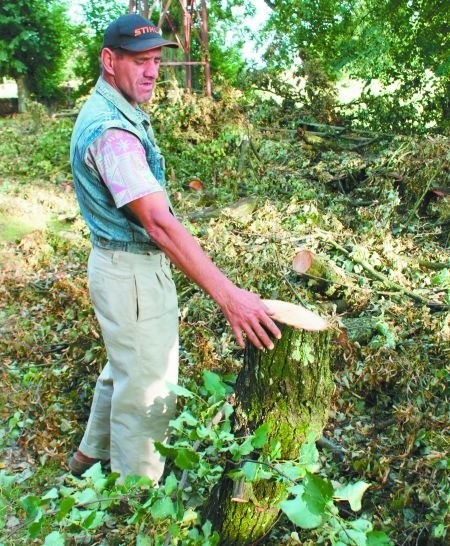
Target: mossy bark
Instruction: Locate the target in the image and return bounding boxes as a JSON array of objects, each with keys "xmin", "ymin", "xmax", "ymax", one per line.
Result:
[
  {"xmin": 205, "ymin": 324, "xmax": 333, "ymax": 545},
  {"xmin": 16, "ymin": 75, "xmax": 28, "ymax": 114}
]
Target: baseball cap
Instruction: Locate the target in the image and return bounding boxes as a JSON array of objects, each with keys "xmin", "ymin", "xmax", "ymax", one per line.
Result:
[{"xmin": 102, "ymin": 13, "xmax": 178, "ymax": 52}]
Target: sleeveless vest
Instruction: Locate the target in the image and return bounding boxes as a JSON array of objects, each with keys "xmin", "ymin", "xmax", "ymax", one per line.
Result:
[{"xmin": 70, "ymin": 78, "xmax": 168, "ymax": 253}]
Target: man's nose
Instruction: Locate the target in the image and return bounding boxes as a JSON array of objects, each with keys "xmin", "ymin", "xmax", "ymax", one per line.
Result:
[{"xmin": 145, "ymin": 61, "xmax": 159, "ymax": 78}]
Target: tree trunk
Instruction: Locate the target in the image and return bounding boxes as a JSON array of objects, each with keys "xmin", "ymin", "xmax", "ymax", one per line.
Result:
[
  {"xmin": 16, "ymin": 75, "xmax": 28, "ymax": 113},
  {"xmin": 205, "ymin": 324, "xmax": 333, "ymax": 545}
]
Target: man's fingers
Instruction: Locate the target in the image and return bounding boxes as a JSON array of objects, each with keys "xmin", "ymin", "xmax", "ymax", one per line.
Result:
[
  {"xmin": 243, "ymin": 317, "xmax": 279, "ymax": 351},
  {"xmin": 260, "ymin": 313, "xmax": 282, "ymax": 341},
  {"xmin": 244, "ymin": 327, "xmax": 266, "ymax": 350},
  {"xmin": 232, "ymin": 325, "xmax": 246, "ymax": 349}
]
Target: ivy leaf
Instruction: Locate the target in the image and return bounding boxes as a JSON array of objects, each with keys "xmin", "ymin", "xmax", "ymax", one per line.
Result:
[
  {"xmin": 242, "ymin": 461, "xmax": 259, "ymax": 481},
  {"xmin": 299, "ymin": 435, "xmax": 320, "ymax": 471},
  {"xmin": 175, "ymin": 448, "xmax": 199, "ymax": 470},
  {"xmin": 276, "ymin": 463, "xmax": 305, "ymax": 481},
  {"xmin": 150, "ymin": 497, "xmax": 176, "ymax": 520},
  {"xmin": 164, "ymin": 473, "xmax": 178, "ymax": 495},
  {"xmin": 252, "ymin": 422, "xmax": 270, "ymax": 448},
  {"xmin": 367, "ymin": 530, "xmax": 393, "ymax": 545},
  {"xmin": 75, "ymin": 487, "xmax": 98, "ymax": 506},
  {"xmin": 155, "ymin": 442, "xmax": 177, "ymax": 459},
  {"xmin": 334, "ymin": 481, "xmax": 371, "ymax": 511},
  {"xmin": 350, "ymin": 518, "xmax": 372, "ymax": 532},
  {"xmin": 166, "ymin": 382, "xmax": 194, "ymax": 398},
  {"xmin": 122, "ymin": 474, "xmax": 153, "ymax": 490},
  {"xmin": 28, "ymin": 517, "xmax": 44, "ymax": 539},
  {"xmin": 41, "ymin": 488, "xmax": 58, "ymax": 500},
  {"xmin": 169, "ymin": 410, "xmax": 199, "ymax": 432},
  {"xmin": 203, "ymin": 371, "xmax": 227, "ymax": 398},
  {"xmin": 20, "ymin": 495, "xmax": 42, "ymax": 519},
  {"xmin": 280, "ymin": 485, "xmax": 323, "ymax": 529},
  {"xmin": 156, "ymin": 443, "xmax": 200, "ymax": 470},
  {"xmin": 81, "ymin": 509, "xmax": 104, "ymax": 529},
  {"xmin": 340, "ymin": 528, "xmax": 368, "ymax": 545},
  {"xmin": 303, "ymin": 472, "xmax": 334, "ymax": 514},
  {"xmin": 268, "ymin": 440, "xmax": 282, "ymax": 460},
  {"xmin": 0, "ymin": 472, "xmax": 17, "ymax": 490},
  {"xmin": 230, "ymin": 436, "xmax": 255, "ymax": 461},
  {"xmin": 81, "ymin": 461, "xmax": 106, "ymax": 488},
  {"xmin": 56, "ymin": 496, "xmax": 75, "ymax": 522},
  {"xmin": 43, "ymin": 531, "xmax": 66, "ymax": 546}
]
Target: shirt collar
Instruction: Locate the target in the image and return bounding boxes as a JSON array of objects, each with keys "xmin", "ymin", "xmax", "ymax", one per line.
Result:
[{"xmin": 95, "ymin": 78, "xmax": 150, "ymax": 126}]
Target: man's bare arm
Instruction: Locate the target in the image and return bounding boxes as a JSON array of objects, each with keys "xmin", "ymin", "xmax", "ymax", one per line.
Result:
[{"xmin": 126, "ymin": 192, "xmax": 281, "ymax": 350}]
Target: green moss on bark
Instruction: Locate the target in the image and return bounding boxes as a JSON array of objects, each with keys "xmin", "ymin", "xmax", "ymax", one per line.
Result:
[{"xmin": 205, "ymin": 323, "xmax": 334, "ymax": 545}]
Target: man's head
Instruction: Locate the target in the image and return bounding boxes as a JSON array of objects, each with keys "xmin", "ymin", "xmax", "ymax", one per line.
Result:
[
  {"xmin": 101, "ymin": 14, "xmax": 178, "ymax": 106},
  {"xmin": 102, "ymin": 13, "xmax": 178, "ymax": 52}
]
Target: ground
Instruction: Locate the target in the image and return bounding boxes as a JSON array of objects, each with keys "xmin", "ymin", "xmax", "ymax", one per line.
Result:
[{"xmin": 0, "ymin": 107, "xmax": 448, "ymax": 545}]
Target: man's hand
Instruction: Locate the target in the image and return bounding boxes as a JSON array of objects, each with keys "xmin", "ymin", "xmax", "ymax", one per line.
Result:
[{"xmin": 218, "ymin": 287, "xmax": 281, "ymax": 350}]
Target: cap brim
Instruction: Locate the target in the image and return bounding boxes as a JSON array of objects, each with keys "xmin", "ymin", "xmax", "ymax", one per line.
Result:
[{"xmin": 119, "ymin": 37, "xmax": 178, "ymax": 51}]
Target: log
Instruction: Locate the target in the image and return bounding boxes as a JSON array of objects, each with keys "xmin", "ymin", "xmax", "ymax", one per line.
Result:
[
  {"xmin": 204, "ymin": 314, "xmax": 333, "ymax": 545},
  {"xmin": 292, "ymin": 249, "xmax": 348, "ymax": 292},
  {"xmin": 188, "ymin": 197, "xmax": 258, "ymax": 223}
]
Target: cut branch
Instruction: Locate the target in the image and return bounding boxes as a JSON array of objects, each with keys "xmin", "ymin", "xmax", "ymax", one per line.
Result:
[{"xmin": 324, "ymin": 239, "xmax": 448, "ymax": 309}]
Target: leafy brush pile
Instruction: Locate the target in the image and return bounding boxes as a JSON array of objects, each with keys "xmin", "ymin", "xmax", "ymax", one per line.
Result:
[{"xmin": 0, "ymin": 93, "xmax": 448, "ymax": 545}]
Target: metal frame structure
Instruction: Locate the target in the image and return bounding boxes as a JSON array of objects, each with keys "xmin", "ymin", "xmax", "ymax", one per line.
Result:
[{"xmin": 129, "ymin": 0, "xmax": 211, "ymax": 95}]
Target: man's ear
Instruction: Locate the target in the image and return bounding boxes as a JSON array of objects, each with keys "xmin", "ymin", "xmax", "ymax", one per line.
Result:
[{"xmin": 101, "ymin": 48, "xmax": 115, "ymax": 76}]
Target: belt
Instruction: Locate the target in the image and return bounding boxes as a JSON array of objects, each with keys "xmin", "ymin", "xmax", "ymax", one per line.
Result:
[{"xmin": 92, "ymin": 236, "xmax": 160, "ymax": 255}]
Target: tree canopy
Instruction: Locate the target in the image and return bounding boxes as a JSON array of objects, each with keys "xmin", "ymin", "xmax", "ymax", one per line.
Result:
[
  {"xmin": 0, "ymin": 0, "xmax": 73, "ymax": 108},
  {"xmin": 257, "ymin": 0, "xmax": 450, "ymax": 131}
]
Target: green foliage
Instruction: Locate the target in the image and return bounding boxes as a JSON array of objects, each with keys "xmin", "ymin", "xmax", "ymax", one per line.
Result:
[
  {"xmin": 148, "ymin": 85, "xmax": 251, "ymax": 198},
  {"xmin": 208, "ymin": 39, "xmax": 246, "ymax": 88},
  {"xmin": 0, "ymin": 0, "xmax": 73, "ymax": 103},
  {"xmin": 5, "ymin": 372, "xmax": 389, "ymax": 545},
  {"xmin": 245, "ymin": 55, "xmax": 340, "ymax": 125},
  {"xmin": 69, "ymin": 0, "xmax": 248, "ymax": 97},
  {"xmin": 257, "ymin": 0, "xmax": 449, "ymax": 132},
  {"xmin": 204, "ymin": 2, "xmax": 252, "ymax": 88},
  {"xmin": 0, "ymin": 112, "xmax": 72, "ymax": 178}
]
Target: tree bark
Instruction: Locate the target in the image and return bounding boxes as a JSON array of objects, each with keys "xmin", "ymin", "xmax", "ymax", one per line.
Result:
[
  {"xmin": 16, "ymin": 75, "xmax": 28, "ymax": 113},
  {"xmin": 205, "ymin": 324, "xmax": 333, "ymax": 545}
]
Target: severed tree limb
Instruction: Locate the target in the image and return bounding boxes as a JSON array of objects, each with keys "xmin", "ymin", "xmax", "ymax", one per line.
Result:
[
  {"xmin": 407, "ymin": 172, "xmax": 438, "ymax": 223},
  {"xmin": 262, "ymin": 0, "xmax": 275, "ymax": 10},
  {"xmin": 323, "ymin": 239, "xmax": 448, "ymax": 309},
  {"xmin": 187, "ymin": 197, "xmax": 258, "ymax": 222},
  {"xmin": 417, "ymin": 260, "xmax": 450, "ymax": 271}
]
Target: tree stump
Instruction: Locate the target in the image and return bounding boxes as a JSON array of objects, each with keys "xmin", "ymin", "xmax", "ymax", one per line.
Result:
[{"xmin": 205, "ymin": 320, "xmax": 333, "ymax": 545}]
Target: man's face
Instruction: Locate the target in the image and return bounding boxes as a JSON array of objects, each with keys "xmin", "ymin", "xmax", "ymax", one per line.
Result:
[{"xmin": 104, "ymin": 47, "xmax": 162, "ymax": 106}]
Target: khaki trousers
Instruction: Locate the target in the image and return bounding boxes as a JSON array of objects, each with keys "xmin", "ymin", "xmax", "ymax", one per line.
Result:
[{"xmin": 79, "ymin": 246, "xmax": 179, "ymax": 482}]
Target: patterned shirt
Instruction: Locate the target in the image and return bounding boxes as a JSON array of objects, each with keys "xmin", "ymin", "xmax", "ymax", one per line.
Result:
[{"xmin": 86, "ymin": 128, "xmax": 163, "ymax": 208}]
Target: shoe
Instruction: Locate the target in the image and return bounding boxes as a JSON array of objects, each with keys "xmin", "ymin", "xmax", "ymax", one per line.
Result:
[{"xmin": 68, "ymin": 450, "xmax": 108, "ymax": 476}]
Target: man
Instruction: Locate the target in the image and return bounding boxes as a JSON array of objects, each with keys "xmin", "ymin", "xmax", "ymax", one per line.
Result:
[{"xmin": 69, "ymin": 13, "xmax": 281, "ymax": 482}]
